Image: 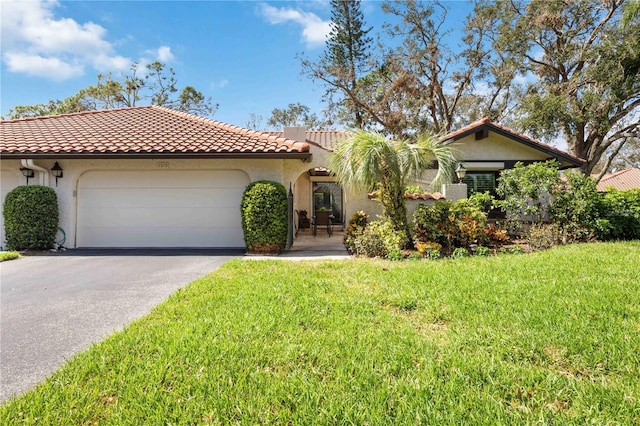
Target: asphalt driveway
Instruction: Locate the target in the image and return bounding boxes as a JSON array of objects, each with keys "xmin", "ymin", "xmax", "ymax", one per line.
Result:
[{"xmin": 0, "ymin": 249, "xmax": 242, "ymax": 402}]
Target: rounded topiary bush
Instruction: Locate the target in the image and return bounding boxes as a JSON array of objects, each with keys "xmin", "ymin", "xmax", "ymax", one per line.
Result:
[
  {"xmin": 240, "ymin": 180, "xmax": 288, "ymax": 254},
  {"xmin": 3, "ymin": 185, "xmax": 59, "ymax": 250}
]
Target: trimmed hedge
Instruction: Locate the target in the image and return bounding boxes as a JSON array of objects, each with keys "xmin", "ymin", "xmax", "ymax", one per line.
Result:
[
  {"xmin": 597, "ymin": 188, "xmax": 640, "ymax": 240},
  {"xmin": 3, "ymin": 185, "xmax": 59, "ymax": 250},
  {"xmin": 240, "ymin": 181, "xmax": 288, "ymax": 254}
]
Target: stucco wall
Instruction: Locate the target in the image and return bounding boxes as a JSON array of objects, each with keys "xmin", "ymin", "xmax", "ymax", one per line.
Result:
[
  {"xmin": 451, "ymin": 133, "xmax": 552, "ymax": 161},
  {"xmin": 0, "ymin": 157, "xmax": 310, "ymax": 249}
]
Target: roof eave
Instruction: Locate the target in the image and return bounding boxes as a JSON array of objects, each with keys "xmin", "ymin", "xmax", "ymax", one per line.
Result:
[
  {"xmin": 1, "ymin": 152, "xmax": 313, "ymax": 161},
  {"xmin": 444, "ymin": 123, "xmax": 585, "ymax": 168}
]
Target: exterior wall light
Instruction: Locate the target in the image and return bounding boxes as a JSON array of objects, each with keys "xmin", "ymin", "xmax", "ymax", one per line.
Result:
[
  {"xmin": 51, "ymin": 162, "xmax": 64, "ymax": 186},
  {"xmin": 455, "ymin": 163, "xmax": 467, "ymax": 183},
  {"xmin": 20, "ymin": 167, "xmax": 35, "ymax": 185}
]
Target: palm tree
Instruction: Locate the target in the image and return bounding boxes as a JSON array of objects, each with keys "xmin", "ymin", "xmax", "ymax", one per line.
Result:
[{"xmin": 328, "ymin": 130, "xmax": 457, "ymax": 247}]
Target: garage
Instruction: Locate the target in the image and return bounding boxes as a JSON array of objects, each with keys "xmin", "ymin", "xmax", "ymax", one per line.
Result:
[{"xmin": 77, "ymin": 170, "xmax": 250, "ymax": 248}]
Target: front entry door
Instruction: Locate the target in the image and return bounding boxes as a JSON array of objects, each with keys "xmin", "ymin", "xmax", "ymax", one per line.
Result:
[{"xmin": 312, "ymin": 182, "xmax": 344, "ymax": 225}]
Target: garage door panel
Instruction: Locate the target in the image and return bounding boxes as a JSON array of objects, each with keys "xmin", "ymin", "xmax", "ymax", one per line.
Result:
[
  {"xmin": 79, "ymin": 206, "xmax": 240, "ymax": 227},
  {"xmin": 79, "ymin": 188, "xmax": 243, "ymax": 209},
  {"xmin": 79, "ymin": 170, "xmax": 249, "ymax": 189},
  {"xmin": 78, "ymin": 225, "xmax": 243, "ymax": 248},
  {"xmin": 77, "ymin": 170, "xmax": 249, "ymax": 248}
]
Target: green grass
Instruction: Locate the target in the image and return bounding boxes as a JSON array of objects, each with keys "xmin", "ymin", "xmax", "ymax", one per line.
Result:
[
  {"xmin": 2, "ymin": 242, "xmax": 639, "ymax": 425},
  {"xmin": 0, "ymin": 251, "xmax": 20, "ymax": 262}
]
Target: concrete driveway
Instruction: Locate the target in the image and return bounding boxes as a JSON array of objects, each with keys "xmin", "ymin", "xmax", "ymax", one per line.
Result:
[{"xmin": 0, "ymin": 249, "xmax": 242, "ymax": 402}]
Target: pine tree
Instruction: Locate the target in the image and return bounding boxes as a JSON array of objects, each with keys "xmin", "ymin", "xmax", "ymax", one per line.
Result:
[{"xmin": 302, "ymin": 0, "xmax": 373, "ymax": 129}]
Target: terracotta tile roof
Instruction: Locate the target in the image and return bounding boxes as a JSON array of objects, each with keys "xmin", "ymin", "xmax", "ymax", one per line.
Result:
[
  {"xmin": 596, "ymin": 168, "xmax": 640, "ymax": 191},
  {"xmin": 440, "ymin": 117, "xmax": 585, "ymax": 167},
  {"xmin": 265, "ymin": 130, "xmax": 351, "ymax": 151},
  {"xmin": 367, "ymin": 191, "xmax": 445, "ymax": 200},
  {"xmin": 0, "ymin": 106, "xmax": 311, "ymax": 158}
]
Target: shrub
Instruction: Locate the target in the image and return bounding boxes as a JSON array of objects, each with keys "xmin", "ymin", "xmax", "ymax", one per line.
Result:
[
  {"xmin": 355, "ymin": 219, "xmax": 404, "ymax": 258},
  {"xmin": 475, "ymin": 246, "xmax": 491, "ymax": 256},
  {"xmin": 343, "ymin": 211, "xmax": 369, "ymax": 254},
  {"xmin": 427, "ymin": 249, "xmax": 441, "ymax": 260},
  {"xmin": 496, "ymin": 160, "xmax": 559, "ymax": 224},
  {"xmin": 549, "ymin": 170, "xmax": 600, "ymax": 242},
  {"xmin": 412, "ymin": 200, "xmax": 452, "ymax": 248},
  {"xmin": 508, "ymin": 246, "xmax": 525, "ymax": 255},
  {"xmin": 481, "ymin": 224, "xmax": 510, "ymax": 247},
  {"xmin": 415, "ymin": 241, "xmax": 442, "ymax": 256},
  {"xmin": 240, "ymin": 181, "xmax": 288, "ymax": 254},
  {"xmin": 527, "ymin": 223, "xmax": 562, "ymax": 251},
  {"xmin": 451, "ymin": 247, "xmax": 470, "ymax": 258},
  {"xmin": 412, "ymin": 199, "xmax": 487, "ymax": 252},
  {"xmin": 407, "ymin": 251, "xmax": 423, "ymax": 261},
  {"xmin": 597, "ymin": 189, "xmax": 640, "ymax": 240},
  {"xmin": 468, "ymin": 191, "xmax": 494, "ymax": 213},
  {"xmin": 3, "ymin": 185, "xmax": 59, "ymax": 251}
]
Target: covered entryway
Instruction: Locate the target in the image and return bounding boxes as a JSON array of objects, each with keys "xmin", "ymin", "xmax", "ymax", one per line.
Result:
[{"xmin": 76, "ymin": 170, "xmax": 250, "ymax": 248}]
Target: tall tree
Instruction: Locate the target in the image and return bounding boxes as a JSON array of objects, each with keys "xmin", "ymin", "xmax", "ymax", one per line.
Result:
[
  {"xmin": 301, "ymin": 0, "xmax": 373, "ymax": 129},
  {"xmin": 6, "ymin": 61, "xmax": 217, "ymax": 119},
  {"xmin": 303, "ymin": 0, "xmax": 517, "ymax": 139},
  {"xmin": 266, "ymin": 103, "xmax": 325, "ymax": 129},
  {"xmin": 328, "ymin": 131, "xmax": 456, "ymax": 246},
  {"xmin": 475, "ymin": 0, "xmax": 640, "ymax": 174}
]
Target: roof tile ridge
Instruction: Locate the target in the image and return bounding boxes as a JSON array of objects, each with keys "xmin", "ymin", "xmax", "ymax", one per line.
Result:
[
  {"xmin": 150, "ymin": 105, "xmax": 217, "ymax": 125},
  {"xmin": 600, "ymin": 169, "xmax": 629, "ymax": 182},
  {"xmin": 2, "ymin": 105, "xmax": 155, "ymax": 124}
]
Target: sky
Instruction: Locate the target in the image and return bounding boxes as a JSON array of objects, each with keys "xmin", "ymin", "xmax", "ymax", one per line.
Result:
[{"xmin": 0, "ymin": 0, "xmax": 469, "ymax": 129}]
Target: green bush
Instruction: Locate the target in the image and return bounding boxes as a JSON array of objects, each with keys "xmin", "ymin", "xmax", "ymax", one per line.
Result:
[
  {"xmin": 597, "ymin": 188, "xmax": 640, "ymax": 240},
  {"xmin": 355, "ymin": 219, "xmax": 404, "ymax": 258},
  {"xmin": 549, "ymin": 170, "xmax": 601, "ymax": 242},
  {"xmin": 496, "ymin": 160, "xmax": 559, "ymax": 224},
  {"xmin": 475, "ymin": 246, "xmax": 491, "ymax": 256},
  {"xmin": 451, "ymin": 247, "xmax": 469, "ymax": 258},
  {"xmin": 343, "ymin": 211, "xmax": 369, "ymax": 254},
  {"xmin": 240, "ymin": 181, "xmax": 288, "ymax": 254},
  {"xmin": 527, "ymin": 223, "xmax": 562, "ymax": 251},
  {"xmin": 3, "ymin": 185, "xmax": 59, "ymax": 250},
  {"xmin": 412, "ymin": 199, "xmax": 487, "ymax": 252}
]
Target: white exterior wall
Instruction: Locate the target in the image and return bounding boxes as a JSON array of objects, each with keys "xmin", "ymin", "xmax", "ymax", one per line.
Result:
[
  {"xmin": 0, "ymin": 156, "xmax": 311, "ymax": 249},
  {"xmin": 451, "ymin": 133, "xmax": 552, "ymax": 161}
]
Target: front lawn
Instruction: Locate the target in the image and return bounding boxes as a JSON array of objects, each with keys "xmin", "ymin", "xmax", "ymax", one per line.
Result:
[
  {"xmin": 0, "ymin": 251, "xmax": 20, "ymax": 262},
  {"xmin": 2, "ymin": 242, "xmax": 639, "ymax": 424}
]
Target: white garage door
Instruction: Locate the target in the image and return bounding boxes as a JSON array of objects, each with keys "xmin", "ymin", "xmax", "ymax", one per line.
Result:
[{"xmin": 77, "ymin": 170, "xmax": 250, "ymax": 248}]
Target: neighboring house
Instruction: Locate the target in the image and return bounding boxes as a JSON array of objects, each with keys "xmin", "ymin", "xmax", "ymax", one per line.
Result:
[
  {"xmin": 0, "ymin": 108, "xmax": 583, "ymax": 250},
  {"xmin": 596, "ymin": 168, "xmax": 640, "ymax": 191}
]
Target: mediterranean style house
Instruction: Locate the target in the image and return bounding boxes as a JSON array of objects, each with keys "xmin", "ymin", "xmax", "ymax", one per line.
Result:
[{"xmin": 0, "ymin": 107, "xmax": 584, "ymax": 249}]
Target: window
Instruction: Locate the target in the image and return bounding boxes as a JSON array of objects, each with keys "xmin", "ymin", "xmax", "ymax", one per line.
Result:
[{"xmin": 462, "ymin": 172, "xmax": 498, "ymax": 197}]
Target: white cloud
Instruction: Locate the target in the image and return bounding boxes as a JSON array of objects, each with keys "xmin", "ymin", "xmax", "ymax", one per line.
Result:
[
  {"xmin": 3, "ymin": 52, "xmax": 84, "ymax": 81},
  {"xmin": 142, "ymin": 46, "xmax": 175, "ymax": 63},
  {"xmin": 156, "ymin": 46, "xmax": 175, "ymax": 62},
  {"xmin": 258, "ymin": 3, "xmax": 330, "ymax": 47},
  {"xmin": 0, "ymin": 0, "xmax": 130, "ymax": 81},
  {"xmin": 218, "ymin": 78, "xmax": 229, "ymax": 88}
]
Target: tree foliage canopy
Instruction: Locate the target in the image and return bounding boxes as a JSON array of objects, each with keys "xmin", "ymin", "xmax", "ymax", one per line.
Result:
[
  {"xmin": 476, "ymin": 0, "xmax": 640, "ymax": 174},
  {"xmin": 6, "ymin": 61, "xmax": 217, "ymax": 119},
  {"xmin": 301, "ymin": 0, "xmax": 373, "ymax": 130},
  {"xmin": 266, "ymin": 103, "xmax": 326, "ymax": 130},
  {"xmin": 307, "ymin": 0, "xmax": 639, "ymax": 173}
]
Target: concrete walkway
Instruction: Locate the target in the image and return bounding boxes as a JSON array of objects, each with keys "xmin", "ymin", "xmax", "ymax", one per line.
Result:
[{"xmin": 244, "ymin": 228, "xmax": 351, "ymax": 261}]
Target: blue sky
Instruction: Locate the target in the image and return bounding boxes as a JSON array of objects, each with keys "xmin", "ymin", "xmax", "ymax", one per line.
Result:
[{"xmin": 1, "ymin": 0, "xmax": 469, "ymax": 128}]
